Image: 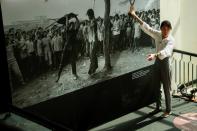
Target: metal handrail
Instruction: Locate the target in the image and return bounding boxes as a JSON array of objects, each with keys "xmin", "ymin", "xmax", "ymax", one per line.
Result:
[
  {"xmin": 172, "ymin": 49, "xmax": 197, "ymax": 100},
  {"xmin": 173, "ymin": 49, "xmax": 197, "ymax": 57}
]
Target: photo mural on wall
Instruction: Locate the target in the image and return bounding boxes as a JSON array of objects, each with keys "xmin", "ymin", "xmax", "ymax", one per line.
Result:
[{"xmin": 1, "ymin": 0, "xmax": 160, "ymax": 108}]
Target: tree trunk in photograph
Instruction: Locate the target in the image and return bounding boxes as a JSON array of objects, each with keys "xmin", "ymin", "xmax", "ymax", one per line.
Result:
[{"xmin": 103, "ymin": 0, "xmax": 112, "ymax": 71}]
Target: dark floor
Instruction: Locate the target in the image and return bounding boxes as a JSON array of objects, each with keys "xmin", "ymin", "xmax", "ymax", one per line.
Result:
[
  {"xmin": 1, "ymin": 97, "xmax": 196, "ymax": 131},
  {"xmin": 90, "ymin": 97, "xmax": 197, "ymax": 131},
  {"xmin": 0, "ymin": 113, "xmax": 50, "ymax": 131}
]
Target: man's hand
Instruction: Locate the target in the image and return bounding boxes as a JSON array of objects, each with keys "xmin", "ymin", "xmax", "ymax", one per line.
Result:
[
  {"xmin": 129, "ymin": 5, "xmax": 136, "ymax": 17},
  {"xmin": 128, "ymin": 5, "xmax": 143, "ymax": 25},
  {"xmin": 147, "ymin": 54, "xmax": 156, "ymax": 61}
]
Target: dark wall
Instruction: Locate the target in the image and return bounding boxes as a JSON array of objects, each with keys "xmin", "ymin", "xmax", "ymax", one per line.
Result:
[
  {"xmin": 25, "ymin": 66, "xmax": 156, "ymax": 131},
  {"xmin": 0, "ymin": 5, "xmax": 12, "ymax": 114}
]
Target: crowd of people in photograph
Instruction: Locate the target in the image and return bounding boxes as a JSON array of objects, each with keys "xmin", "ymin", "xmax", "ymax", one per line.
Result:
[{"xmin": 5, "ymin": 8, "xmax": 160, "ymax": 89}]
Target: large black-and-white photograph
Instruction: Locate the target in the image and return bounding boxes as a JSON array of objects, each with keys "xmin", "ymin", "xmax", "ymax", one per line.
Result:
[{"xmin": 1, "ymin": 0, "xmax": 160, "ymax": 108}]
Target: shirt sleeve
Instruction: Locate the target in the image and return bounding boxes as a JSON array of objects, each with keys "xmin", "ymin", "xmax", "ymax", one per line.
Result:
[
  {"xmin": 158, "ymin": 39, "xmax": 175, "ymax": 60},
  {"xmin": 140, "ymin": 22, "xmax": 160, "ymax": 39}
]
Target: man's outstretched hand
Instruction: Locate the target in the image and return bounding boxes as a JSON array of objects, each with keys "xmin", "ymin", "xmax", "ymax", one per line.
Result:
[{"xmin": 147, "ymin": 54, "xmax": 156, "ymax": 61}]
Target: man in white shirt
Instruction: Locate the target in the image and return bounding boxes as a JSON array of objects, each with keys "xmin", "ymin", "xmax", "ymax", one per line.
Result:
[{"xmin": 129, "ymin": 5, "xmax": 175, "ymax": 118}]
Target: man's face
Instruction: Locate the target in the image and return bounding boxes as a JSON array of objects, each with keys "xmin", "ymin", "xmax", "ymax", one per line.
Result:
[
  {"xmin": 88, "ymin": 15, "xmax": 93, "ymax": 20},
  {"xmin": 9, "ymin": 34, "xmax": 14, "ymax": 42},
  {"xmin": 161, "ymin": 26, "xmax": 171, "ymax": 38},
  {"xmin": 115, "ymin": 16, "xmax": 118, "ymax": 20}
]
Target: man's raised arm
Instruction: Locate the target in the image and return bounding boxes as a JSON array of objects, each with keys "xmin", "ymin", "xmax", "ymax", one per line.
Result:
[{"xmin": 128, "ymin": 5, "xmax": 160, "ymax": 39}]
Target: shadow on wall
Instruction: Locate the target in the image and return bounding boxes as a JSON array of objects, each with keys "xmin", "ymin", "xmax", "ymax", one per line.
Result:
[{"xmin": 172, "ymin": 17, "xmax": 180, "ymax": 36}]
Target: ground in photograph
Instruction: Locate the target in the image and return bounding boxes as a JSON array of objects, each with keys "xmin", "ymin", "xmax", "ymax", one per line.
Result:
[{"xmin": 12, "ymin": 47, "xmax": 155, "ymax": 108}]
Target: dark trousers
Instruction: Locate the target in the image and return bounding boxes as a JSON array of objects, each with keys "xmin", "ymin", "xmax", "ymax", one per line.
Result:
[
  {"xmin": 63, "ymin": 47, "xmax": 77, "ymax": 75},
  {"xmin": 88, "ymin": 41, "xmax": 98, "ymax": 75},
  {"xmin": 54, "ymin": 51, "xmax": 62, "ymax": 69},
  {"xmin": 120, "ymin": 30, "xmax": 126, "ymax": 49},
  {"xmin": 37, "ymin": 56, "xmax": 44, "ymax": 75},
  {"xmin": 56, "ymin": 45, "xmax": 78, "ymax": 82},
  {"xmin": 153, "ymin": 57, "xmax": 172, "ymax": 112},
  {"xmin": 69, "ymin": 49, "xmax": 77, "ymax": 75},
  {"xmin": 112, "ymin": 34, "xmax": 120, "ymax": 52},
  {"xmin": 98, "ymin": 41, "xmax": 103, "ymax": 55},
  {"xmin": 28, "ymin": 53, "xmax": 36, "ymax": 78}
]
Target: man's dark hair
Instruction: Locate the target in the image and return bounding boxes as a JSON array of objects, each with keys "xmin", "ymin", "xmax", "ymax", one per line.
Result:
[
  {"xmin": 87, "ymin": 9, "xmax": 94, "ymax": 17},
  {"xmin": 160, "ymin": 20, "xmax": 172, "ymax": 29},
  {"xmin": 115, "ymin": 14, "xmax": 119, "ymax": 19}
]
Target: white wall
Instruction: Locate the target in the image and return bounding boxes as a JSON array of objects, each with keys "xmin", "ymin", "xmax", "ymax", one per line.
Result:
[
  {"xmin": 160, "ymin": 0, "xmax": 197, "ymax": 54},
  {"xmin": 180, "ymin": 0, "xmax": 197, "ymax": 93},
  {"xmin": 180, "ymin": 0, "xmax": 197, "ymax": 54},
  {"xmin": 160, "ymin": 0, "xmax": 197, "ymax": 96},
  {"xmin": 160, "ymin": 0, "xmax": 197, "ymax": 93},
  {"xmin": 160, "ymin": 0, "xmax": 181, "ymax": 50}
]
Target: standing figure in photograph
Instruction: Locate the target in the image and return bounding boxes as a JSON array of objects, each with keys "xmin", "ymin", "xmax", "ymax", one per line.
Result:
[
  {"xmin": 129, "ymin": 5, "xmax": 174, "ymax": 118},
  {"xmin": 42, "ymin": 31, "xmax": 53, "ymax": 70},
  {"xmin": 6, "ymin": 34, "xmax": 25, "ymax": 90},
  {"xmin": 125, "ymin": 22, "xmax": 133, "ymax": 50},
  {"xmin": 97, "ymin": 17, "xmax": 104, "ymax": 55},
  {"xmin": 18, "ymin": 32, "xmax": 28, "ymax": 81},
  {"xmin": 26, "ymin": 35, "xmax": 36, "ymax": 79},
  {"xmin": 86, "ymin": 9, "xmax": 98, "ymax": 75},
  {"xmin": 36, "ymin": 35, "xmax": 44, "ymax": 75},
  {"xmin": 56, "ymin": 13, "xmax": 80, "ymax": 82},
  {"xmin": 119, "ymin": 15, "xmax": 127, "ymax": 50},
  {"xmin": 77, "ymin": 22, "xmax": 85, "ymax": 57},
  {"xmin": 83, "ymin": 20, "xmax": 90, "ymax": 57},
  {"xmin": 51, "ymin": 31, "xmax": 63, "ymax": 70},
  {"xmin": 132, "ymin": 19, "xmax": 141, "ymax": 52},
  {"xmin": 150, "ymin": 15, "xmax": 156, "ymax": 48},
  {"xmin": 111, "ymin": 14, "xmax": 121, "ymax": 52}
]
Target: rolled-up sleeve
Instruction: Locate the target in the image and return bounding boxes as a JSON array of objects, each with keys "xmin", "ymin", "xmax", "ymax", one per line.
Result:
[
  {"xmin": 140, "ymin": 22, "xmax": 160, "ymax": 39},
  {"xmin": 158, "ymin": 39, "xmax": 175, "ymax": 60}
]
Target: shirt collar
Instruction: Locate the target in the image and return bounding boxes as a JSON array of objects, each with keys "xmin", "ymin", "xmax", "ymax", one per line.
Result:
[{"xmin": 161, "ymin": 34, "xmax": 171, "ymax": 42}]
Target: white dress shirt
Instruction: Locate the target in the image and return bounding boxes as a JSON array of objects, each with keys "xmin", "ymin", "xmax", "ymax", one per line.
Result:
[{"xmin": 140, "ymin": 22, "xmax": 175, "ymax": 60}]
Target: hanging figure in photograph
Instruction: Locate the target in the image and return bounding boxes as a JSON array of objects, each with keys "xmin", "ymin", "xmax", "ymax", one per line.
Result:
[{"xmin": 86, "ymin": 9, "xmax": 99, "ymax": 75}]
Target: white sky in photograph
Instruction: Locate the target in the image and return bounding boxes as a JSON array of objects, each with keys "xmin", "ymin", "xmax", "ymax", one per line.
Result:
[{"xmin": 1, "ymin": 0, "xmax": 159, "ymax": 25}]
